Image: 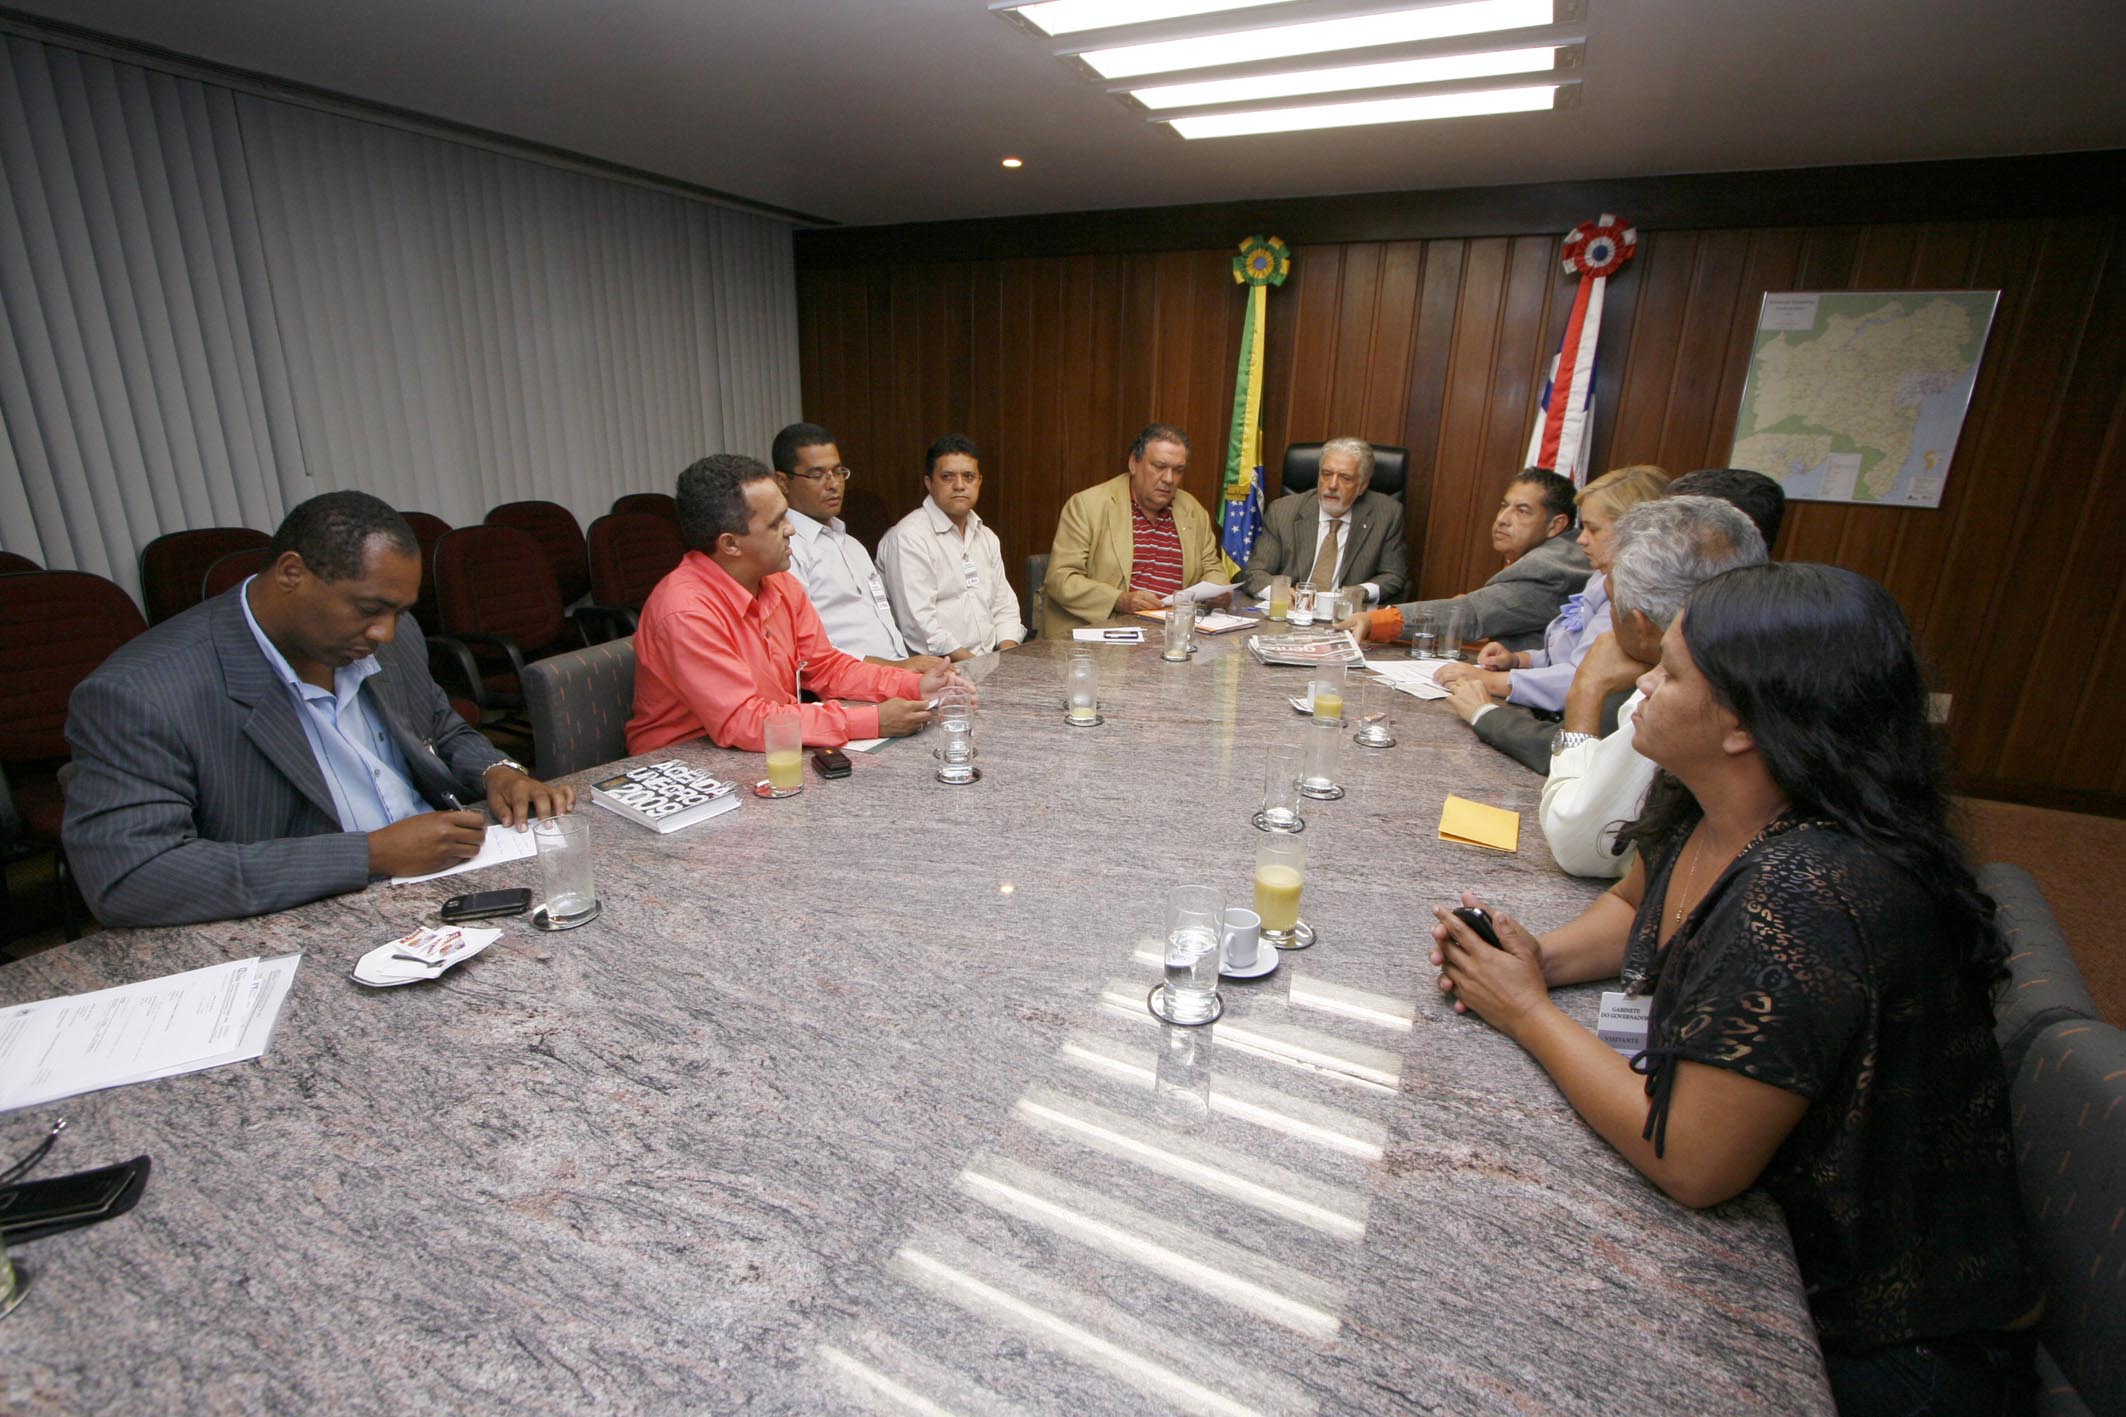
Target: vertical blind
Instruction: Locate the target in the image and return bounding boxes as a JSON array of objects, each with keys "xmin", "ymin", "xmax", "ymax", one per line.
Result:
[{"xmin": 0, "ymin": 33, "xmax": 801, "ymax": 600}]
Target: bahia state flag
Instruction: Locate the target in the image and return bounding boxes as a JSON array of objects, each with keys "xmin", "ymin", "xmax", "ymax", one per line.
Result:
[{"xmin": 1221, "ymin": 464, "xmax": 1264, "ymax": 578}]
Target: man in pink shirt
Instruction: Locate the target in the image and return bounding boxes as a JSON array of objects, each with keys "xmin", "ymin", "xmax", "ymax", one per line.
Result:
[{"xmin": 629, "ymin": 454, "xmax": 956, "ymax": 753}]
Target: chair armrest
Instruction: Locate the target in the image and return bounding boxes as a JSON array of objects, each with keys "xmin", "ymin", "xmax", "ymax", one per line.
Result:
[
  {"xmin": 0, "ymin": 761, "xmax": 22, "ymax": 841},
  {"xmin": 569, "ymin": 604, "xmax": 637, "ymax": 644},
  {"xmin": 426, "ymin": 633, "xmax": 530, "ymax": 709}
]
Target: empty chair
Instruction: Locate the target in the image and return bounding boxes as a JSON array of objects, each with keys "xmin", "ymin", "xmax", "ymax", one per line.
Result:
[
  {"xmin": 1280, "ymin": 442, "xmax": 1411, "ymax": 500},
  {"xmin": 201, "ymin": 547, "xmax": 272, "ymax": 601},
  {"xmin": 0, "ymin": 570, "xmax": 149, "ymax": 938},
  {"xmin": 521, "ymin": 638, "xmax": 638, "ymax": 778},
  {"xmin": 399, "ymin": 511, "xmax": 452, "ymax": 633},
  {"xmin": 139, "ymin": 527, "xmax": 271, "ymax": 624},
  {"xmin": 486, "ymin": 500, "xmax": 590, "ymax": 605},
  {"xmin": 0, "ymin": 550, "xmax": 41, "ymax": 575},
  {"xmin": 582, "ymin": 513, "xmax": 685, "ymax": 640},
  {"xmin": 428, "ymin": 525, "xmax": 580, "ymax": 715},
  {"xmin": 611, "ymin": 492, "xmax": 679, "ymax": 526}
]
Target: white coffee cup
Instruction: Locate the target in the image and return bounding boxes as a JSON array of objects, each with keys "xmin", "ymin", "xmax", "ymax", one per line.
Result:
[{"xmin": 1221, "ymin": 906, "xmax": 1263, "ymax": 971}]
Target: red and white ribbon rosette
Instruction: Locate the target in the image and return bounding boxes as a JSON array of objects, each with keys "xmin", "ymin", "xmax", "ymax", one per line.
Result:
[{"xmin": 1528, "ymin": 214, "xmax": 1639, "ymax": 482}]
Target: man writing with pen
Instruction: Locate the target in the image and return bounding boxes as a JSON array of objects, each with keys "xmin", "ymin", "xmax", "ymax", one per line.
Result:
[{"xmin": 63, "ymin": 491, "xmax": 576, "ymax": 928}]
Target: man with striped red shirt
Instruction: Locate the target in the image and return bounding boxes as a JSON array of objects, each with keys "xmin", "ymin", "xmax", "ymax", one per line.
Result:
[{"xmin": 1041, "ymin": 423, "xmax": 1230, "ymax": 636}]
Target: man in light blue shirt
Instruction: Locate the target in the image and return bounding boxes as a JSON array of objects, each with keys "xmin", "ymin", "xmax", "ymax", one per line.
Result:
[{"xmin": 239, "ymin": 577, "xmax": 434, "ymax": 832}]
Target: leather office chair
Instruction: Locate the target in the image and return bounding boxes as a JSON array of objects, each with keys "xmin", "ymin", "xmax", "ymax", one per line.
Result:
[
  {"xmin": 1026, "ymin": 553, "xmax": 1050, "ymax": 640},
  {"xmin": 399, "ymin": 511, "xmax": 452, "ymax": 633},
  {"xmin": 0, "ymin": 570, "xmax": 149, "ymax": 939},
  {"xmin": 611, "ymin": 492, "xmax": 680, "ymax": 526},
  {"xmin": 429, "ymin": 526, "xmax": 585, "ymax": 715},
  {"xmin": 1280, "ymin": 442, "xmax": 1410, "ymax": 500},
  {"xmin": 139, "ymin": 527, "xmax": 270, "ymax": 624},
  {"xmin": 521, "ymin": 637, "xmax": 637, "ymax": 778},
  {"xmin": 486, "ymin": 500, "xmax": 591, "ymax": 606},
  {"xmin": 0, "ymin": 551, "xmax": 41, "ymax": 575},
  {"xmin": 582, "ymin": 513, "xmax": 685, "ymax": 641},
  {"xmin": 201, "ymin": 547, "xmax": 272, "ymax": 601}
]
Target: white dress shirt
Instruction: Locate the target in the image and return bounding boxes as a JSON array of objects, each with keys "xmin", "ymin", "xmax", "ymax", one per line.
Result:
[
  {"xmin": 1312, "ymin": 507, "xmax": 1382, "ymax": 603},
  {"xmin": 784, "ymin": 509, "xmax": 909, "ymax": 661},
  {"xmin": 876, "ymin": 498, "xmax": 1025, "ymax": 656},
  {"xmin": 1538, "ymin": 687, "xmax": 1659, "ymax": 879}
]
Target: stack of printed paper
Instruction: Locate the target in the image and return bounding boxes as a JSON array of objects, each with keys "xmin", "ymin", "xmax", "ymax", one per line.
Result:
[
  {"xmin": 0, "ymin": 955, "xmax": 300, "ymax": 1113},
  {"xmin": 1368, "ymin": 658, "xmax": 1459, "ymax": 700}
]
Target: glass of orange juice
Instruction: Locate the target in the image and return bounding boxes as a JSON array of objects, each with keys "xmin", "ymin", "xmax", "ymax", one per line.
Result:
[
  {"xmin": 761, "ymin": 706, "xmax": 804, "ymax": 798},
  {"xmin": 1309, "ymin": 663, "xmax": 1346, "ymax": 722},
  {"xmin": 1254, "ymin": 837, "xmax": 1313, "ymax": 950}
]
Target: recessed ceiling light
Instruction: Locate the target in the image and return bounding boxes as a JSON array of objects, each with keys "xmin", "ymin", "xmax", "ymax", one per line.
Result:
[
  {"xmin": 1006, "ymin": 0, "xmax": 1294, "ymax": 38},
  {"xmin": 1166, "ymin": 81, "xmax": 1559, "ymax": 137},
  {"xmin": 1081, "ymin": 0, "xmax": 1556, "ymax": 80},
  {"xmin": 1001, "ymin": 156, "xmax": 1025, "ymax": 168},
  {"xmin": 1130, "ymin": 44, "xmax": 1558, "ymax": 109}
]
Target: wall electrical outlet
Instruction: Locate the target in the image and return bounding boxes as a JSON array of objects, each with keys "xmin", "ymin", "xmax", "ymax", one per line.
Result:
[{"xmin": 1928, "ymin": 693, "xmax": 1952, "ymax": 725}]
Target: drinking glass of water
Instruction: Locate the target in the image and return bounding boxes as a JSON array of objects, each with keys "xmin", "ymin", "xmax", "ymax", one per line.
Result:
[
  {"xmin": 934, "ymin": 682, "xmax": 979, "ymax": 784},
  {"xmin": 1252, "ymin": 742, "xmax": 1305, "ymax": 833},
  {"xmin": 532, "ymin": 814, "xmax": 600, "ymax": 930},
  {"xmin": 1150, "ymin": 884, "xmax": 1223, "ymax": 1026}
]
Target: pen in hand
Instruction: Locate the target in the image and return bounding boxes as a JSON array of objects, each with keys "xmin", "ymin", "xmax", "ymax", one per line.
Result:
[{"xmin": 422, "ymin": 739, "xmax": 466, "ymax": 811}]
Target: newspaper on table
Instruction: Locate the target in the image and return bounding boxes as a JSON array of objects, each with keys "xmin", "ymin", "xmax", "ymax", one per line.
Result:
[{"xmin": 1245, "ymin": 629, "xmax": 1367, "ymax": 667}]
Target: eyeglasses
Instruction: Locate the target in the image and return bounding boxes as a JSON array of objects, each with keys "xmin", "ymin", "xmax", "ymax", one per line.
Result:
[{"xmin": 792, "ymin": 465, "xmax": 854, "ymax": 483}]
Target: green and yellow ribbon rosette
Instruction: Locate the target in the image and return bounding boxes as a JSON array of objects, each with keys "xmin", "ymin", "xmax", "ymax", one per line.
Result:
[{"xmin": 1233, "ymin": 235, "xmax": 1291, "ymax": 288}]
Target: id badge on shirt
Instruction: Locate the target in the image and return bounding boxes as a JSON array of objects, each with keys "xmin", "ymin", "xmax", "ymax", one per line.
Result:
[
  {"xmin": 1596, "ymin": 991, "xmax": 1651, "ymax": 1057},
  {"xmin": 959, "ymin": 555, "xmax": 981, "ymax": 594},
  {"xmin": 867, "ymin": 571, "xmax": 894, "ymax": 617}
]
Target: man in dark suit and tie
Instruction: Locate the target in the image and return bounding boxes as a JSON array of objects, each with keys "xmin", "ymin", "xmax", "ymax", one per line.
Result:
[
  {"xmin": 63, "ymin": 491, "xmax": 575, "ymax": 927},
  {"xmin": 1240, "ymin": 436, "xmax": 1408, "ymax": 606}
]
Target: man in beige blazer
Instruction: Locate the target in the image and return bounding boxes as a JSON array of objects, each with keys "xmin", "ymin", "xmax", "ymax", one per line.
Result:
[{"xmin": 1041, "ymin": 423, "xmax": 1231, "ymax": 636}]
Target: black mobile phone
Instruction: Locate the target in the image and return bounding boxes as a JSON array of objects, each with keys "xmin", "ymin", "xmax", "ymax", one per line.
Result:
[
  {"xmin": 439, "ymin": 887, "xmax": 532, "ymax": 923},
  {"xmin": 812, "ymin": 748, "xmax": 853, "ymax": 779},
  {"xmin": 1452, "ymin": 905, "xmax": 1506, "ymax": 949}
]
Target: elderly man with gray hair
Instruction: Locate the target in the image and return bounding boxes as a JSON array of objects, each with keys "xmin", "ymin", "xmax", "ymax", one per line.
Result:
[
  {"xmin": 1539, "ymin": 495, "xmax": 1767, "ymax": 877},
  {"xmin": 1241, "ymin": 435, "xmax": 1408, "ymax": 604}
]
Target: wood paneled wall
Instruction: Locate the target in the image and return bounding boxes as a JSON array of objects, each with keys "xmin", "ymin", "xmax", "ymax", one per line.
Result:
[{"xmin": 797, "ymin": 163, "xmax": 2126, "ymax": 812}]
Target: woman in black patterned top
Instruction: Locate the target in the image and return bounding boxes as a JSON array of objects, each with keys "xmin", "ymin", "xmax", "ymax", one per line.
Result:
[{"xmin": 1434, "ymin": 563, "xmax": 2039, "ymax": 1415}]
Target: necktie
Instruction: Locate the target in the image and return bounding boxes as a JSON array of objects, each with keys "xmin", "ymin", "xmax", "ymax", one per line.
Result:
[{"xmin": 1309, "ymin": 517, "xmax": 1344, "ymax": 590}]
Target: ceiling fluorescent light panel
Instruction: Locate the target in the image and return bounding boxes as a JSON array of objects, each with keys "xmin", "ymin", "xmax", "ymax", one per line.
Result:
[
  {"xmin": 1007, "ymin": 0, "xmax": 1293, "ymax": 38},
  {"xmin": 1131, "ymin": 44, "xmax": 1560, "ymax": 109},
  {"xmin": 1081, "ymin": 0, "xmax": 1557, "ymax": 80},
  {"xmin": 1167, "ymin": 82, "xmax": 1560, "ymax": 138}
]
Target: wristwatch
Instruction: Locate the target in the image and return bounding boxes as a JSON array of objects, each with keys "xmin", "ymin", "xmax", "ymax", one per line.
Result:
[
  {"xmin": 483, "ymin": 758, "xmax": 530, "ymax": 780},
  {"xmin": 1550, "ymin": 730, "xmax": 1596, "ymax": 756}
]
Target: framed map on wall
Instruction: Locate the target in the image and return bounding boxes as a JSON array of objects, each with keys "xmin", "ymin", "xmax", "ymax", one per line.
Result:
[{"xmin": 1727, "ymin": 290, "xmax": 2000, "ymax": 507}]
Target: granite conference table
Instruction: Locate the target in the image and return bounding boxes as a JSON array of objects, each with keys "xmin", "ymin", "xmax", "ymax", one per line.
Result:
[{"xmin": 3, "ymin": 625, "xmax": 1831, "ymax": 1415}]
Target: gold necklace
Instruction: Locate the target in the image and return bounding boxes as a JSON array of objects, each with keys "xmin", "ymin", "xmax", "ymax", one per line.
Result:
[{"xmin": 1670, "ymin": 827, "xmax": 1706, "ymax": 928}]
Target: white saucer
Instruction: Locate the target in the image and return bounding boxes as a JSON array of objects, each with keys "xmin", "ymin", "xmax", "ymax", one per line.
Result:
[
  {"xmin": 1220, "ymin": 947, "xmax": 1280, "ymax": 980},
  {"xmin": 1287, "ymin": 694, "xmax": 1313, "ymax": 714}
]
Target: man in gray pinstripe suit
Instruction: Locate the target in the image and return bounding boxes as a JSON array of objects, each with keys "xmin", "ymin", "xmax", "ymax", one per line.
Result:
[{"xmin": 63, "ymin": 492, "xmax": 575, "ymax": 928}]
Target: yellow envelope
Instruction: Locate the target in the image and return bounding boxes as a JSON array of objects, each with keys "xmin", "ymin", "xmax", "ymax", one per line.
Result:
[{"xmin": 1439, "ymin": 794, "xmax": 1521, "ymax": 852}]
